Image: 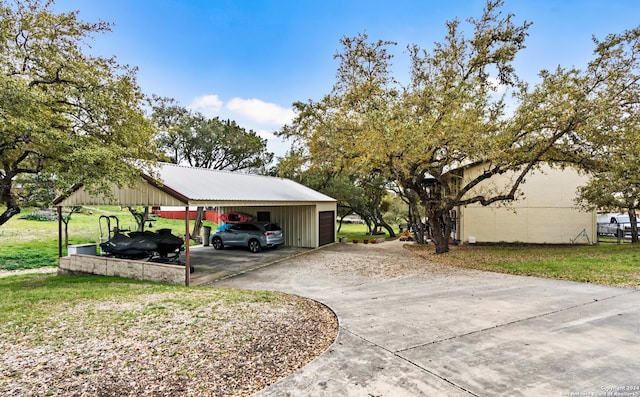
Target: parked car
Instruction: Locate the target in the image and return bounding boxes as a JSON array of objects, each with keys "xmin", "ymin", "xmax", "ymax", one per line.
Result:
[{"xmin": 210, "ymin": 221, "xmax": 284, "ymax": 253}]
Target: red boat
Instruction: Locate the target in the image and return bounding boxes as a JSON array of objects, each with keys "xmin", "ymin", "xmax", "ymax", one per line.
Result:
[{"xmin": 219, "ymin": 212, "xmax": 254, "ymax": 224}]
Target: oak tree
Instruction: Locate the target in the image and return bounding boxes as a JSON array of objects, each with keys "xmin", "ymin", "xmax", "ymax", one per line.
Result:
[
  {"xmin": 0, "ymin": 0, "xmax": 158, "ymax": 226},
  {"xmin": 281, "ymin": 0, "xmax": 638, "ymax": 253}
]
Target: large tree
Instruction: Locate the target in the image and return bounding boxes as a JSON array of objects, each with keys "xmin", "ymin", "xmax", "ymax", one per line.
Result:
[
  {"xmin": 0, "ymin": 0, "xmax": 158, "ymax": 225},
  {"xmin": 280, "ymin": 0, "xmax": 638, "ymax": 253},
  {"xmin": 152, "ymin": 99, "xmax": 273, "ymax": 173}
]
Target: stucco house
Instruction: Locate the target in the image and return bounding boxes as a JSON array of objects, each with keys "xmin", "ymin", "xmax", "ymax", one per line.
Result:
[{"xmin": 453, "ymin": 163, "xmax": 595, "ymax": 245}]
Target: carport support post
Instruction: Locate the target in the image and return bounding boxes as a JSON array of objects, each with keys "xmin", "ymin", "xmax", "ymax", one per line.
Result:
[
  {"xmin": 185, "ymin": 207, "xmax": 190, "ymax": 286},
  {"xmin": 57, "ymin": 206, "xmax": 63, "ymax": 258}
]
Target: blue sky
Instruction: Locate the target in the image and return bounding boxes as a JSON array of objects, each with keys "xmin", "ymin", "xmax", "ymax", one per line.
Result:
[{"xmin": 53, "ymin": 0, "xmax": 640, "ymax": 157}]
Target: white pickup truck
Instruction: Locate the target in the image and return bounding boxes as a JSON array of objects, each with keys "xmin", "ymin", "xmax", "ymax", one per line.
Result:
[{"xmin": 597, "ymin": 215, "xmax": 635, "ymax": 237}]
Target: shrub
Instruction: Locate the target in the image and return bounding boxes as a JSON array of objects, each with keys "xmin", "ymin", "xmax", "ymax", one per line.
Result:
[{"xmin": 19, "ymin": 210, "xmax": 58, "ymax": 221}]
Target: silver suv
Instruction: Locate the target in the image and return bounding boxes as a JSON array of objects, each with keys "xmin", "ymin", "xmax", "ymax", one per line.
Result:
[{"xmin": 210, "ymin": 222, "xmax": 284, "ymax": 253}]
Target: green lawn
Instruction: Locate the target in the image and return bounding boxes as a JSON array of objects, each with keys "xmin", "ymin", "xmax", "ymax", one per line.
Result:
[
  {"xmin": 0, "ymin": 273, "xmax": 277, "ymax": 331},
  {"xmin": 336, "ymin": 222, "xmax": 397, "ymax": 241},
  {"xmin": 408, "ymin": 242, "xmax": 640, "ymax": 289}
]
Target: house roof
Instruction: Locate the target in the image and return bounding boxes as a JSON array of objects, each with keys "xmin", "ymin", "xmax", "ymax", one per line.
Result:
[{"xmin": 54, "ymin": 162, "xmax": 336, "ymax": 207}]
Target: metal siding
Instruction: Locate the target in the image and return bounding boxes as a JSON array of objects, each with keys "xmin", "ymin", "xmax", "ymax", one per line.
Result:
[{"xmin": 57, "ymin": 180, "xmax": 185, "ymax": 207}]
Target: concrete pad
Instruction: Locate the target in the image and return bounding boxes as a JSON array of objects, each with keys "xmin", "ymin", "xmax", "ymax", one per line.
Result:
[
  {"xmin": 188, "ymin": 245, "xmax": 310, "ymax": 285},
  {"xmin": 254, "ymin": 331, "xmax": 471, "ymax": 397},
  {"xmin": 400, "ymin": 290, "xmax": 640, "ymax": 396},
  {"xmin": 213, "ymin": 240, "xmax": 640, "ymax": 396}
]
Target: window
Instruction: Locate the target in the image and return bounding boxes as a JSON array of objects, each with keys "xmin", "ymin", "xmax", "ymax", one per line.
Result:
[{"xmin": 264, "ymin": 223, "xmax": 281, "ymax": 231}]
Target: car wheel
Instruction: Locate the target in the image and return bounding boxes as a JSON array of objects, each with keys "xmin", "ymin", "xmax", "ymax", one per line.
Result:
[
  {"xmin": 212, "ymin": 237, "xmax": 224, "ymax": 250},
  {"xmin": 248, "ymin": 239, "xmax": 262, "ymax": 253}
]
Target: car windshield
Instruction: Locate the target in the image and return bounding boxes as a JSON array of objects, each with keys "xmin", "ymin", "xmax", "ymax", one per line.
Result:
[{"xmin": 264, "ymin": 223, "xmax": 281, "ymax": 231}]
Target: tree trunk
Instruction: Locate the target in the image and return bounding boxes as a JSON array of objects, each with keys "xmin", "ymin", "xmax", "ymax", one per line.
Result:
[
  {"xmin": 0, "ymin": 178, "xmax": 21, "ymax": 226},
  {"xmin": 407, "ymin": 199, "xmax": 424, "ymax": 244},
  {"xmin": 127, "ymin": 206, "xmax": 150, "ymax": 232},
  {"xmin": 61, "ymin": 207, "xmax": 82, "ymax": 247},
  {"xmin": 337, "ymin": 213, "xmax": 349, "ymax": 233},
  {"xmin": 373, "ymin": 208, "xmax": 396, "ymax": 238},
  {"xmin": 0, "ymin": 205, "xmax": 20, "ymax": 226},
  {"xmin": 427, "ymin": 208, "xmax": 452, "ymax": 254},
  {"xmin": 64, "ymin": 222, "xmax": 70, "ymax": 247},
  {"xmin": 411, "ymin": 214, "xmax": 425, "ymax": 244},
  {"xmin": 628, "ymin": 208, "xmax": 639, "ymax": 244},
  {"xmin": 191, "ymin": 207, "xmax": 204, "ymax": 242},
  {"xmin": 378, "ymin": 221, "xmax": 396, "ymax": 237}
]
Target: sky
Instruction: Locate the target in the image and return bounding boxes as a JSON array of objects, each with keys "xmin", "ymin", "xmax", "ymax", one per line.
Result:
[{"xmin": 52, "ymin": 0, "xmax": 640, "ymax": 158}]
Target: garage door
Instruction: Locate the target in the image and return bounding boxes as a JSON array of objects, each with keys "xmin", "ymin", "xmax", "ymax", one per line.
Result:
[{"xmin": 318, "ymin": 211, "xmax": 335, "ymax": 246}]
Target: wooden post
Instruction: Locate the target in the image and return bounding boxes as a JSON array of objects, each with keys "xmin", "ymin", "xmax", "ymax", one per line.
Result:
[
  {"xmin": 57, "ymin": 206, "xmax": 63, "ymax": 258},
  {"xmin": 185, "ymin": 206, "xmax": 190, "ymax": 286}
]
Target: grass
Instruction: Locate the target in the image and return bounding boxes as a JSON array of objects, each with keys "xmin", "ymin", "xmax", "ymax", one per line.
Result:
[
  {"xmin": 408, "ymin": 242, "xmax": 640, "ymax": 289},
  {"xmin": 0, "ymin": 272, "xmax": 281, "ymax": 333},
  {"xmin": 337, "ymin": 222, "xmax": 397, "ymax": 241},
  {"xmin": 0, "ymin": 274, "xmax": 167, "ymax": 327},
  {"xmin": 0, "ymin": 246, "xmax": 58, "ymax": 270}
]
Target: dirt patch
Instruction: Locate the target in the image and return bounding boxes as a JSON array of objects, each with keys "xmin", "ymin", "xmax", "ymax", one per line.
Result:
[{"xmin": 0, "ymin": 267, "xmax": 57, "ymax": 278}]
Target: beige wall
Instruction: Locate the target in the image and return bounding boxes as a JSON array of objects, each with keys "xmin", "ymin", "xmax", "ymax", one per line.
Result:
[{"xmin": 458, "ymin": 164, "xmax": 595, "ymax": 244}]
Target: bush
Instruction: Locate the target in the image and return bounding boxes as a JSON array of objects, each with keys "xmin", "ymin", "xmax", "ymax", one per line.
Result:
[{"xmin": 19, "ymin": 210, "xmax": 58, "ymax": 221}]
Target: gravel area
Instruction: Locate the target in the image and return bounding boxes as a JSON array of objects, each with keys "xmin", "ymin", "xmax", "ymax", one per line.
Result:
[
  {"xmin": 310, "ymin": 239, "xmax": 478, "ymax": 280},
  {"xmin": 0, "ymin": 283, "xmax": 337, "ymax": 396}
]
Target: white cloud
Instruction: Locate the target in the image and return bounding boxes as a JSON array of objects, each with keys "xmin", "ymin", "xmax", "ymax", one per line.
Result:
[
  {"xmin": 226, "ymin": 97, "xmax": 295, "ymax": 126},
  {"xmin": 186, "ymin": 94, "xmax": 295, "ymax": 158},
  {"xmin": 254, "ymin": 128, "xmax": 277, "ymax": 141},
  {"xmin": 188, "ymin": 95, "xmax": 223, "ymax": 117}
]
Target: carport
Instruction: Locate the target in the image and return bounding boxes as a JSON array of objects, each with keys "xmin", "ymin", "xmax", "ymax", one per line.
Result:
[{"xmin": 53, "ymin": 162, "xmax": 337, "ymax": 286}]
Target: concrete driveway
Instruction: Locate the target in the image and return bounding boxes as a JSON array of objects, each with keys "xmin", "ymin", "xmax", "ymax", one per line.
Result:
[{"xmin": 212, "ymin": 239, "xmax": 640, "ymax": 397}]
